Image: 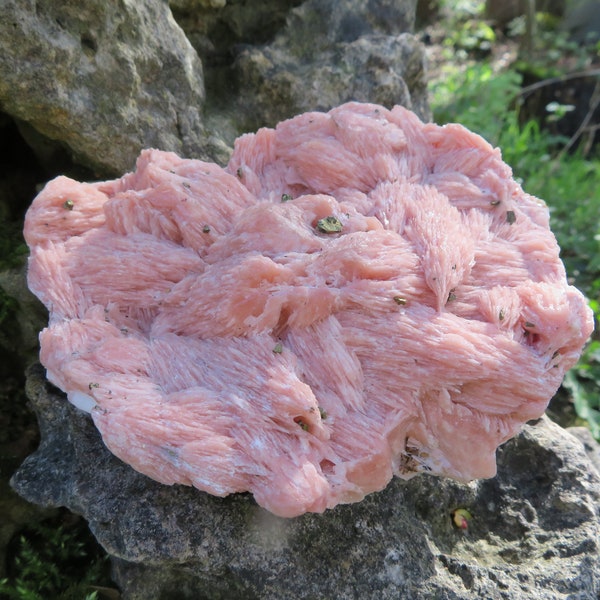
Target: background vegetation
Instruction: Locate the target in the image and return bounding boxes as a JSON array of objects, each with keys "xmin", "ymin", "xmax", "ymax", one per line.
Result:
[{"xmin": 0, "ymin": 514, "xmax": 110, "ymax": 600}]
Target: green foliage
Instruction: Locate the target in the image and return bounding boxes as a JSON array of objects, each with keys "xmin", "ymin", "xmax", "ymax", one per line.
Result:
[
  {"xmin": 429, "ymin": 63, "xmax": 523, "ymax": 145},
  {"xmin": 511, "ymin": 11, "xmax": 596, "ymax": 78},
  {"xmin": 563, "ymin": 348, "xmax": 600, "ymax": 440},
  {"xmin": 0, "ymin": 286, "xmax": 19, "ymax": 330},
  {"xmin": 0, "ymin": 220, "xmax": 27, "ymax": 271},
  {"xmin": 444, "ymin": 19, "xmax": 496, "ymax": 54},
  {"xmin": 0, "ymin": 520, "xmax": 109, "ymax": 600},
  {"xmin": 526, "ymin": 159, "xmax": 600, "ymax": 292},
  {"xmin": 439, "ymin": 0, "xmax": 483, "ymax": 18}
]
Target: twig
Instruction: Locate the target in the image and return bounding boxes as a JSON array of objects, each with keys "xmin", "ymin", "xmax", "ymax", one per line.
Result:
[
  {"xmin": 581, "ymin": 124, "xmax": 600, "ymax": 156},
  {"xmin": 524, "ymin": 0, "xmax": 536, "ymax": 59},
  {"xmin": 517, "ymin": 68, "xmax": 600, "ymax": 100},
  {"xmin": 557, "ymin": 79, "xmax": 600, "ymax": 159}
]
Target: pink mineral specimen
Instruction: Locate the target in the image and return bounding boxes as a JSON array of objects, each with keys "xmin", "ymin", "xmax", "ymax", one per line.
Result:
[{"xmin": 24, "ymin": 102, "xmax": 593, "ymax": 517}]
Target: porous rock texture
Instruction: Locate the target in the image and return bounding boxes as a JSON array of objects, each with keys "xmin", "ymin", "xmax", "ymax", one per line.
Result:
[
  {"xmin": 0, "ymin": 0, "xmax": 427, "ymax": 174},
  {"xmin": 23, "ymin": 102, "xmax": 593, "ymax": 519},
  {"xmin": 169, "ymin": 0, "xmax": 303, "ymax": 64},
  {"xmin": 232, "ymin": 0, "xmax": 430, "ymax": 132},
  {"xmin": 0, "ymin": 0, "xmax": 207, "ymax": 175},
  {"xmin": 12, "ymin": 364, "xmax": 600, "ymax": 599}
]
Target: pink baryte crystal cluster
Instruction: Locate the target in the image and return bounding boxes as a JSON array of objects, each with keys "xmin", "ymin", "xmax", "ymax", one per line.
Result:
[{"xmin": 24, "ymin": 103, "xmax": 593, "ymax": 517}]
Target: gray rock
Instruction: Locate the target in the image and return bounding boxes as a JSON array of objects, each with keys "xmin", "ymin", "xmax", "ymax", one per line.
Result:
[
  {"xmin": 0, "ymin": 0, "xmax": 207, "ymax": 176},
  {"xmin": 12, "ymin": 364, "xmax": 600, "ymax": 600},
  {"xmin": 169, "ymin": 0, "xmax": 302, "ymax": 65},
  {"xmin": 0, "ymin": 0, "xmax": 428, "ymax": 174},
  {"xmin": 569, "ymin": 426, "xmax": 600, "ymax": 476},
  {"xmin": 234, "ymin": 33, "xmax": 429, "ymax": 133},
  {"xmin": 273, "ymin": 0, "xmax": 417, "ymax": 48},
  {"xmin": 231, "ymin": 0, "xmax": 430, "ymax": 135}
]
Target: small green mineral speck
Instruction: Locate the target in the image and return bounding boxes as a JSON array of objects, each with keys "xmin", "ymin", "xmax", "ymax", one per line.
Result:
[
  {"xmin": 89, "ymin": 382, "xmax": 99, "ymax": 390},
  {"xmin": 524, "ymin": 321, "xmax": 535, "ymax": 328},
  {"xmin": 447, "ymin": 291, "xmax": 457, "ymax": 303},
  {"xmin": 452, "ymin": 508, "xmax": 472, "ymax": 530},
  {"xmin": 63, "ymin": 199, "xmax": 74, "ymax": 210},
  {"xmin": 490, "ymin": 200, "xmax": 501, "ymax": 206},
  {"xmin": 273, "ymin": 342, "xmax": 283, "ymax": 354},
  {"xmin": 236, "ymin": 167, "xmax": 243, "ymax": 178},
  {"xmin": 297, "ymin": 420, "xmax": 309, "ymax": 431},
  {"xmin": 316, "ymin": 216, "xmax": 343, "ymax": 233},
  {"xmin": 506, "ymin": 210, "xmax": 516, "ymax": 224},
  {"xmin": 202, "ymin": 225, "xmax": 211, "ymax": 233},
  {"xmin": 393, "ymin": 296, "xmax": 407, "ymax": 305},
  {"xmin": 318, "ymin": 407, "xmax": 328, "ymax": 420},
  {"xmin": 499, "ymin": 308, "xmax": 505, "ymax": 321},
  {"xmin": 281, "ymin": 193, "xmax": 293, "ymax": 202},
  {"xmin": 182, "ymin": 182, "xmax": 191, "ymax": 189}
]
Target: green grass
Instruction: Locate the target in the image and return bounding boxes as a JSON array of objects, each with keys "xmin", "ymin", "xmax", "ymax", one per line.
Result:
[{"xmin": 0, "ymin": 517, "xmax": 112, "ymax": 600}]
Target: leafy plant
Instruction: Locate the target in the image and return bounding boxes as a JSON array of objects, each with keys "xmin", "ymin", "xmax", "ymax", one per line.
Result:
[
  {"xmin": 0, "ymin": 220, "xmax": 28, "ymax": 271},
  {"xmin": 528, "ymin": 158, "xmax": 600, "ymax": 293},
  {"xmin": 439, "ymin": 0, "xmax": 483, "ymax": 19},
  {"xmin": 511, "ymin": 12, "xmax": 596, "ymax": 79},
  {"xmin": 445, "ymin": 19, "xmax": 496, "ymax": 54},
  {"xmin": 0, "ymin": 519, "xmax": 112, "ymax": 600},
  {"xmin": 561, "ymin": 297, "xmax": 600, "ymax": 440},
  {"xmin": 563, "ymin": 351, "xmax": 600, "ymax": 440}
]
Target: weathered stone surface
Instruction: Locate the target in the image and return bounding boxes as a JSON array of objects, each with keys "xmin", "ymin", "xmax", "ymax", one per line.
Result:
[
  {"xmin": 234, "ymin": 33, "xmax": 428, "ymax": 132},
  {"xmin": 0, "ymin": 0, "xmax": 207, "ymax": 176},
  {"xmin": 12, "ymin": 364, "xmax": 600, "ymax": 599},
  {"xmin": 169, "ymin": 0, "xmax": 428, "ymax": 142},
  {"xmin": 0, "ymin": 0, "xmax": 428, "ymax": 174},
  {"xmin": 569, "ymin": 426, "xmax": 600, "ymax": 475},
  {"xmin": 169, "ymin": 0, "xmax": 302, "ymax": 65},
  {"xmin": 232, "ymin": 0, "xmax": 429, "ymax": 133}
]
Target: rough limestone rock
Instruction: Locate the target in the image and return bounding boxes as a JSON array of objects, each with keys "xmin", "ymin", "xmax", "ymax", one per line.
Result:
[
  {"xmin": 232, "ymin": 0, "xmax": 429, "ymax": 132},
  {"xmin": 0, "ymin": 0, "xmax": 428, "ymax": 172},
  {"xmin": 12, "ymin": 364, "xmax": 600, "ymax": 599},
  {"xmin": 569, "ymin": 426, "xmax": 600, "ymax": 475},
  {"xmin": 166, "ymin": 0, "xmax": 428, "ymax": 143},
  {"xmin": 0, "ymin": 0, "xmax": 207, "ymax": 175},
  {"xmin": 168, "ymin": 0, "xmax": 303, "ymax": 65}
]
